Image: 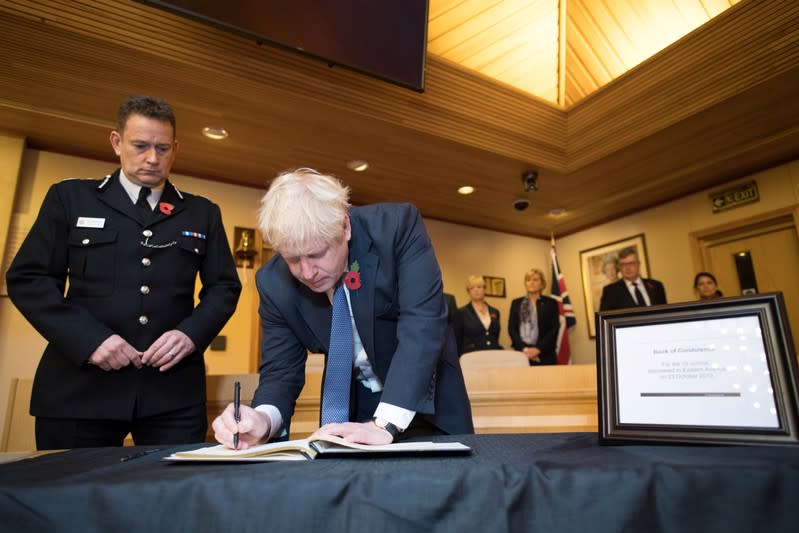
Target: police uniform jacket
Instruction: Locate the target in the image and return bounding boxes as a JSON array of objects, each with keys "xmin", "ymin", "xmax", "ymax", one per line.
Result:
[{"xmin": 6, "ymin": 170, "xmax": 242, "ymax": 420}]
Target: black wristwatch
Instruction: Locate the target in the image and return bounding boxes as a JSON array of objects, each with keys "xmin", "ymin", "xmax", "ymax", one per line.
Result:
[{"xmin": 372, "ymin": 417, "xmax": 401, "ymax": 440}]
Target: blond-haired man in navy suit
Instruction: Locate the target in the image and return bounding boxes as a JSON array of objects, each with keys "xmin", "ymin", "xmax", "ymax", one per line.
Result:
[{"xmin": 212, "ymin": 169, "xmax": 473, "ymax": 448}]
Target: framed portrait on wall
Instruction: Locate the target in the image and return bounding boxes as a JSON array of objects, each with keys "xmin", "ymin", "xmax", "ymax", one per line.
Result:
[
  {"xmin": 483, "ymin": 276, "xmax": 506, "ymax": 298},
  {"xmin": 580, "ymin": 233, "xmax": 650, "ymax": 338}
]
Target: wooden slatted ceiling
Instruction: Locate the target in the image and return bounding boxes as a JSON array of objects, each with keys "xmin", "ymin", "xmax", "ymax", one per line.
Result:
[
  {"xmin": 429, "ymin": 0, "xmax": 739, "ymax": 106},
  {"xmin": 0, "ymin": 0, "xmax": 566, "ymax": 165},
  {"xmin": 428, "ymin": 0, "xmax": 560, "ymax": 102},
  {"xmin": 568, "ymin": 0, "xmax": 799, "ymax": 167},
  {"xmin": 0, "ymin": 0, "xmax": 797, "ymax": 239}
]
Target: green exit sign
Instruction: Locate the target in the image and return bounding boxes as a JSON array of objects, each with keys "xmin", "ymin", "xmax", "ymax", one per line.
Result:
[{"xmin": 710, "ymin": 181, "xmax": 759, "ymax": 213}]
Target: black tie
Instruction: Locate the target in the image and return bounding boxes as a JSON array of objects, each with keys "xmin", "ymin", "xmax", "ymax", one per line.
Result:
[
  {"xmin": 137, "ymin": 187, "xmax": 152, "ymax": 220},
  {"xmin": 633, "ymin": 282, "xmax": 646, "ymax": 306},
  {"xmin": 136, "ymin": 187, "xmax": 153, "ymax": 224}
]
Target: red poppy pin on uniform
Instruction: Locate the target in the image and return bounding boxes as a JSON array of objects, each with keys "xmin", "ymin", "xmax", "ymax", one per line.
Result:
[{"xmin": 159, "ymin": 202, "xmax": 174, "ymax": 215}]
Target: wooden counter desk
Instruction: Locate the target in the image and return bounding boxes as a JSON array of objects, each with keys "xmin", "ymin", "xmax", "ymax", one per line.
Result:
[
  {"xmin": 463, "ymin": 362, "xmax": 598, "ymax": 434},
  {"xmin": 206, "ymin": 358, "xmax": 598, "ymax": 440}
]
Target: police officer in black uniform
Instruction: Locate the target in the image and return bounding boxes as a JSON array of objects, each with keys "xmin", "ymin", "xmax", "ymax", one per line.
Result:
[{"xmin": 6, "ymin": 95, "xmax": 242, "ymax": 449}]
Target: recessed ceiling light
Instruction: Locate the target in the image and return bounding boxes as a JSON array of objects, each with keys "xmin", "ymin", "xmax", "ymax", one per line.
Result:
[
  {"xmin": 202, "ymin": 126, "xmax": 228, "ymax": 140},
  {"xmin": 457, "ymin": 186, "xmax": 474, "ymax": 195},
  {"xmin": 347, "ymin": 160, "xmax": 369, "ymax": 172},
  {"xmin": 549, "ymin": 208, "xmax": 566, "ymax": 217}
]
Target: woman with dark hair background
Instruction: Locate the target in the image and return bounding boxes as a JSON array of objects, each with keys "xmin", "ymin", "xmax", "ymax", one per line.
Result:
[{"xmin": 694, "ymin": 272, "xmax": 723, "ymax": 300}]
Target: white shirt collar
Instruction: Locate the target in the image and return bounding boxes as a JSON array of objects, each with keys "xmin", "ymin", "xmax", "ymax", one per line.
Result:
[{"xmin": 118, "ymin": 170, "xmax": 165, "ymax": 207}]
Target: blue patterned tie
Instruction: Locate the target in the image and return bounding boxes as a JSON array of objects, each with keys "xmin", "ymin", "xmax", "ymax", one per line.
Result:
[{"xmin": 320, "ymin": 284, "xmax": 353, "ymax": 425}]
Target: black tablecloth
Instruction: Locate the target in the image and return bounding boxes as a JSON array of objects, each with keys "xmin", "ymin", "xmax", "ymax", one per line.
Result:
[{"xmin": 1, "ymin": 433, "xmax": 797, "ymax": 533}]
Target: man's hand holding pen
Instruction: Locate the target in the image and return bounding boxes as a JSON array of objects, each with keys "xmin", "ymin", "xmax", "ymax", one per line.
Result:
[{"xmin": 211, "ymin": 403, "xmax": 271, "ymax": 450}]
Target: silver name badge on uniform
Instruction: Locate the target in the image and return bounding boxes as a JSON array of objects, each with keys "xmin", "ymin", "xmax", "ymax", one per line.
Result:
[{"xmin": 76, "ymin": 217, "xmax": 106, "ymax": 228}]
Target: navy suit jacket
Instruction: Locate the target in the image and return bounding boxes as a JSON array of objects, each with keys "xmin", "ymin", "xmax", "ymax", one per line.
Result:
[
  {"xmin": 252, "ymin": 203, "xmax": 473, "ymax": 436},
  {"xmin": 507, "ymin": 295, "xmax": 560, "ymax": 365},
  {"xmin": 599, "ymin": 278, "xmax": 667, "ymax": 311}
]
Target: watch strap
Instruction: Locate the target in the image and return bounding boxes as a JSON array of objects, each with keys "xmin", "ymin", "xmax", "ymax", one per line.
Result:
[{"xmin": 372, "ymin": 417, "xmax": 401, "ymax": 439}]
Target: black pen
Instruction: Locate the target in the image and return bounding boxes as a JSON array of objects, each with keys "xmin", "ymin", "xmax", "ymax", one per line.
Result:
[
  {"xmin": 120, "ymin": 448, "xmax": 162, "ymax": 462},
  {"xmin": 233, "ymin": 380, "xmax": 241, "ymax": 450}
]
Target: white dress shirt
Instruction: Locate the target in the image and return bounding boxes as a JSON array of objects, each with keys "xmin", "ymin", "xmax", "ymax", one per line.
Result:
[
  {"xmin": 118, "ymin": 170, "xmax": 164, "ymax": 208},
  {"xmin": 256, "ymin": 285, "xmax": 415, "ymax": 440},
  {"xmin": 624, "ymin": 277, "xmax": 651, "ymax": 306}
]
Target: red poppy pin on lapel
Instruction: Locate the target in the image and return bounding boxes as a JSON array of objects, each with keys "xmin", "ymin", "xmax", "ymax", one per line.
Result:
[
  {"xmin": 159, "ymin": 202, "xmax": 174, "ymax": 215},
  {"xmin": 344, "ymin": 261, "xmax": 361, "ymax": 290}
]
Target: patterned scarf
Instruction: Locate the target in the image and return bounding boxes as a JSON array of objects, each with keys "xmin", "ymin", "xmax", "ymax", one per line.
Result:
[{"xmin": 519, "ymin": 296, "xmax": 539, "ymax": 345}]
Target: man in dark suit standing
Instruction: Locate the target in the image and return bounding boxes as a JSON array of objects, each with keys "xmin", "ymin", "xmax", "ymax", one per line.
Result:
[
  {"xmin": 212, "ymin": 168, "xmax": 473, "ymax": 447},
  {"xmin": 443, "ymin": 292, "xmax": 458, "ymax": 326},
  {"xmin": 6, "ymin": 95, "xmax": 241, "ymax": 449},
  {"xmin": 599, "ymin": 247, "xmax": 666, "ymax": 311}
]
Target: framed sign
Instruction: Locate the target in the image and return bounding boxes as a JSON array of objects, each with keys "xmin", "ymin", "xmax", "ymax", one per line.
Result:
[
  {"xmin": 483, "ymin": 276, "xmax": 506, "ymax": 298},
  {"xmin": 580, "ymin": 234, "xmax": 649, "ymax": 338},
  {"xmin": 596, "ymin": 292, "xmax": 799, "ymax": 446}
]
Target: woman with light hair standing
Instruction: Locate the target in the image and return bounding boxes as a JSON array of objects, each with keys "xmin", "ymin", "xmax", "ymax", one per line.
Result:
[
  {"xmin": 453, "ymin": 275, "xmax": 503, "ymax": 355},
  {"xmin": 508, "ymin": 269, "xmax": 559, "ymax": 365}
]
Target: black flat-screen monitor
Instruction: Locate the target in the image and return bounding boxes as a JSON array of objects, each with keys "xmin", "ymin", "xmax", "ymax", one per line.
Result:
[{"xmin": 138, "ymin": 0, "xmax": 429, "ymax": 92}]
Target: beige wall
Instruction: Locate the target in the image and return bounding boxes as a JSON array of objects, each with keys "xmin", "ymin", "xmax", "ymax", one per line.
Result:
[
  {"xmin": 426, "ymin": 219, "xmax": 551, "ymax": 350},
  {"xmin": 1, "ymin": 149, "xmax": 797, "ymax": 437},
  {"xmin": 556, "ymin": 160, "xmax": 799, "ymax": 363},
  {"xmin": 0, "ymin": 135, "xmax": 24, "ymax": 289}
]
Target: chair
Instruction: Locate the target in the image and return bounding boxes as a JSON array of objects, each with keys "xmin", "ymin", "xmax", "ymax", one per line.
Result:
[
  {"xmin": 459, "ymin": 350, "xmax": 529, "ymax": 370},
  {"xmin": 1, "ymin": 378, "xmax": 35, "ymax": 452}
]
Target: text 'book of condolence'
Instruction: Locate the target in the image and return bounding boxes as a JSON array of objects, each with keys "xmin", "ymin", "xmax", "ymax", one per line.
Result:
[{"xmin": 165, "ymin": 434, "xmax": 471, "ymax": 462}]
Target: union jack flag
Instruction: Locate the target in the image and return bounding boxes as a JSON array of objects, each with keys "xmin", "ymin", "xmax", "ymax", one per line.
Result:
[{"xmin": 550, "ymin": 238, "xmax": 576, "ymax": 364}]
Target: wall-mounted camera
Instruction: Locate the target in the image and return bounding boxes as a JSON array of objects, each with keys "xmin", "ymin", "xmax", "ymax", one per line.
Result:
[
  {"xmin": 521, "ymin": 170, "xmax": 539, "ymax": 192},
  {"xmin": 513, "ymin": 198, "xmax": 530, "ymax": 211}
]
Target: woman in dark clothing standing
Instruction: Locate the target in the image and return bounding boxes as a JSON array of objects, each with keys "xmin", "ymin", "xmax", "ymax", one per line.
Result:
[
  {"xmin": 508, "ymin": 269, "xmax": 560, "ymax": 365},
  {"xmin": 453, "ymin": 275, "xmax": 502, "ymax": 355}
]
